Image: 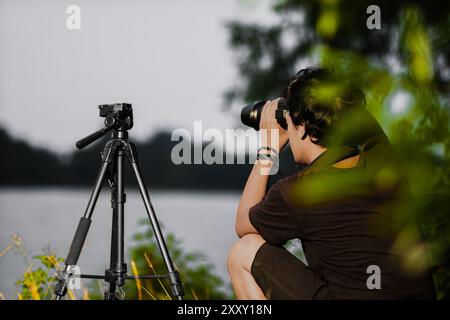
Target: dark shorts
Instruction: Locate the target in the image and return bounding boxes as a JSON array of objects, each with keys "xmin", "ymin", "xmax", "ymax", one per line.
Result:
[{"xmin": 251, "ymin": 243, "xmax": 329, "ymax": 300}]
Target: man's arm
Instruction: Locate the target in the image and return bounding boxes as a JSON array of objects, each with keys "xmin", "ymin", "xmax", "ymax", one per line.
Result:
[
  {"xmin": 235, "ymin": 161, "xmax": 273, "ymax": 237},
  {"xmin": 235, "ymin": 100, "xmax": 290, "ymax": 238}
]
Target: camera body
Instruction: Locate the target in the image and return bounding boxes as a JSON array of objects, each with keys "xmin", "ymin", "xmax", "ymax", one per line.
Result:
[{"xmin": 99, "ymin": 103, "xmax": 133, "ymax": 130}]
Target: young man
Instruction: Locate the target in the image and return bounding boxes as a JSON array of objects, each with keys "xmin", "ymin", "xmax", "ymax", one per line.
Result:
[{"xmin": 228, "ymin": 68, "xmax": 435, "ymax": 299}]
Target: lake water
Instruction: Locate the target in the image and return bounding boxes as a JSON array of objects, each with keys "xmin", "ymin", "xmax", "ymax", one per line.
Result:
[{"xmin": 0, "ymin": 189, "xmax": 240, "ymax": 299}]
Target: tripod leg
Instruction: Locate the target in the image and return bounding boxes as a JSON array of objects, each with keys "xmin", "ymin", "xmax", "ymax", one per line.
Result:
[
  {"xmin": 125, "ymin": 142, "xmax": 184, "ymax": 300},
  {"xmin": 105, "ymin": 149, "xmax": 127, "ymax": 300},
  {"xmin": 54, "ymin": 142, "xmax": 115, "ymax": 300}
]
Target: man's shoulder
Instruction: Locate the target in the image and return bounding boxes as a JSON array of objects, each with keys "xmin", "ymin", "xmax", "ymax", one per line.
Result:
[{"xmin": 269, "ymin": 173, "xmax": 302, "ymax": 199}]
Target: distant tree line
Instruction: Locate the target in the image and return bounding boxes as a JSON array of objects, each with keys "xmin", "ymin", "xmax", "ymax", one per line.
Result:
[
  {"xmin": 0, "ymin": 127, "xmax": 298, "ymax": 190},
  {"xmin": 0, "ymin": 127, "xmax": 258, "ymax": 190}
]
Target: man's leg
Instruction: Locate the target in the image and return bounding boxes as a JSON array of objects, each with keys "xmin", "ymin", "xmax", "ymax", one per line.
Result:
[{"xmin": 227, "ymin": 233, "xmax": 266, "ymax": 300}]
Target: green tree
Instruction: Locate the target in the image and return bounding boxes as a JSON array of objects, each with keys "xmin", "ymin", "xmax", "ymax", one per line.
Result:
[{"xmin": 225, "ymin": 0, "xmax": 450, "ymax": 104}]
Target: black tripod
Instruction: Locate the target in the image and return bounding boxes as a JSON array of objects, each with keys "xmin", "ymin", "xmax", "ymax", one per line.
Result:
[{"xmin": 53, "ymin": 103, "xmax": 184, "ymax": 300}]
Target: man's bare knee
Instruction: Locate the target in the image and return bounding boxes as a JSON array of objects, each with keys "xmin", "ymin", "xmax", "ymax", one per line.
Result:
[{"xmin": 227, "ymin": 234, "xmax": 265, "ymax": 273}]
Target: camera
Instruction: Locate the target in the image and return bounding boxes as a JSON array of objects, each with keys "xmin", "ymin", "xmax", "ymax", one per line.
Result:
[
  {"xmin": 240, "ymin": 98, "xmax": 289, "ymax": 131},
  {"xmin": 99, "ymin": 103, "xmax": 133, "ymax": 130}
]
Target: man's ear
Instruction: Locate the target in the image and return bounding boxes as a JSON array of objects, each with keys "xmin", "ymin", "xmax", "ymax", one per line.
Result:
[{"xmin": 298, "ymin": 124, "xmax": 308, "ymax": 141}]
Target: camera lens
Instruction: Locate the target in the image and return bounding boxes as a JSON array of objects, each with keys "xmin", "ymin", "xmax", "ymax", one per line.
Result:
[
  {"xmin": 240, "ymin": 101, "xmax": 266, "ymax": 130},
  {"xmin": 241, "ymin": 99, "xmax": 289, "ymax": 130}
]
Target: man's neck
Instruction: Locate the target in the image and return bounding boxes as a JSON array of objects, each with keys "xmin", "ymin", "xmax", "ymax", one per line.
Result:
[{"xmin": 306, "ymin": 145, "xmax": 327, "ymax": 164}]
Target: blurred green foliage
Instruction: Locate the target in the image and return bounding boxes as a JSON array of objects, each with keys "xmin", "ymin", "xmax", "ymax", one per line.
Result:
[
  {"xmin": 10, "ymin": 220, "xmax": 231, "ymax": 300},
  {"xmin": 227, "ymin": 0, "xmax": 450, "ymax": 299},
  {"xmin": 15, "ymin": 254, "xmax": 63, "ymax": 300},
  {"xmin": 88, "ymin": 219, "xmax": 231, "ymax": 300}
]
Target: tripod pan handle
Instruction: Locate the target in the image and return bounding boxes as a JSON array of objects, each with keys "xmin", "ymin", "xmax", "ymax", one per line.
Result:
[{"xmin": 76, "ymin": 127, "xmax": 113, "ymax": 149}]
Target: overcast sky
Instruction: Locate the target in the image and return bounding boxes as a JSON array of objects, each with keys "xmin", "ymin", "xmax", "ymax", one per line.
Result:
[{"xmin": 0, "ymin": 0, "xmax": 278, "ymax": 153}]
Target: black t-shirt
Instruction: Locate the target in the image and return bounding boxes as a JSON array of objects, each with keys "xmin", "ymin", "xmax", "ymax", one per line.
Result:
[{"xmin": 249, "ymin": 136, "xmax": 436, "ymax": 299}]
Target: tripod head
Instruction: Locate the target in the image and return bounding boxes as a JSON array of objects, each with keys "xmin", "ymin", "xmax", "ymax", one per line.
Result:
[{"xmin": 76, "ymin": 103, "xmax": 134, "ymax": 149}]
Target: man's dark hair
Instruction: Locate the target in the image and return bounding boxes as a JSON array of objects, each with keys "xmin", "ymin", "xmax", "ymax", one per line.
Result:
[{"xmin": 283, "ymin": 67, "xmax": 367, "ymax": 146}]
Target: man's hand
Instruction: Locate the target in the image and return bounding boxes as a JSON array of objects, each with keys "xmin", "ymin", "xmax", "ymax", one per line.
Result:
[{"xmin": 259, "ymin": 99, "xmax": 289, "ymax": 151}]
